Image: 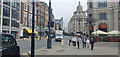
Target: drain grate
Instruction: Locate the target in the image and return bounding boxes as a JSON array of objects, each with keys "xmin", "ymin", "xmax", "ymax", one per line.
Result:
[
  {"xmin": 41, "ymin": 50, "xmax": 48, "ymax": 52},
  {"xmin": 56, "ymin": 49, "xmax": 64, "ymax": 52}
]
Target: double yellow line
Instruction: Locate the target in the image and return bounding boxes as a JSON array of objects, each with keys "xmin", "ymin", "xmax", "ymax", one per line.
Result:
[{"xmin": 22, "ymin": 53, "xmax": 30, "ymax": 57}]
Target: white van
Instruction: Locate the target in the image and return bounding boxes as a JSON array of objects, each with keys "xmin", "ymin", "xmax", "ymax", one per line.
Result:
[{"xmin": 55, "ymin": 30, "xmax": 63, "ymax": 41}]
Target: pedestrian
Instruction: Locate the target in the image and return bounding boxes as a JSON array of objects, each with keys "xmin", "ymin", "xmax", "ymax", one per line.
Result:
[
  {"xmin": 76, "ymin": 35, "xmax": 81, "ymax": 49},
  {"xmin": 82, "ymin": 36, "xmax": 87, "ymax": 48},
  {"xmin": 72, "ymin": 35, "xmax": 77, "ymax": 48},
  {"xmin": 90, "ymin": 38, "xmax": 95, "ymax": 50},
  {"xmin": 86, "ymin": 37, "xmax": 90, "ymax": 48}
]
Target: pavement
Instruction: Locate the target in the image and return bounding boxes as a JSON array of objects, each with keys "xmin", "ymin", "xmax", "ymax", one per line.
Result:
[{"xmin": 34, "ymin": 43, "xmax": 118, "ymax": 55}]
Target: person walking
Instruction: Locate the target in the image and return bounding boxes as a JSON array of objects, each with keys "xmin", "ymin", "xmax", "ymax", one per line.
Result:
[
  {"xmin": 76, "ymin": 35, "xmax": 81, "ymax": 49},
  {"xmin": 90, "ymin": 38, "xmax": 95, "ymax": 50},
  {"xmin": 86, "ymin": 37, "xmax": 90, "ymax": 48},
  {"xmin": 72, "ymin": 35, "xmax": 77, "ymax": 48},
  {"xmin": 82, "ymin": 36, "xmax": 87, "ymax": 48}
]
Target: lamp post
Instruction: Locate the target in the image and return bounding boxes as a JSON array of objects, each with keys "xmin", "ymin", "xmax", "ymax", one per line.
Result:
[
  {"xmin": 47, "ymin": 0, "xmax": 52, "ymax": 49},
  {"xmin": 31, "ymin": 0, "xmax": 35, "ymax": 57}
]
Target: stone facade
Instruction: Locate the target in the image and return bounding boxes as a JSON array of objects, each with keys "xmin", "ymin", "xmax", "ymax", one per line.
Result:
[
  {"xmin": 87, "ymin": 0, "xmax": 120, "ymax": 34},
  {"xmin": 68, "ymin": 2, "xmax": 87, "ymax": 34}
]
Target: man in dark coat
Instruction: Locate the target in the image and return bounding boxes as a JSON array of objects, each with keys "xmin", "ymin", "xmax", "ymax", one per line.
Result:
[{"xmin": 90, "ymin": 38, "xmax": 95, "ymax": 50}]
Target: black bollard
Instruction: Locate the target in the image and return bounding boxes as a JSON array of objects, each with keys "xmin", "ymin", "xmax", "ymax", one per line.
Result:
[{"xmin": 69, "ymin": 40, "xmax": 71, "ymax": 46}]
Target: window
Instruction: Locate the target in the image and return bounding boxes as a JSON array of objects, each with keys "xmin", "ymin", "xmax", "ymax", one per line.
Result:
[
  {"xmin": 3, "ymin": 6, "xmax": 10, "ymax": 17},
  {"xmin": 35, "ymin": 6, "xmax": 37, "ymax": 15},
  {"xmin": 40, "ymin": 18, "xmax": 42, "ymax": 22},
  {"xmin": 89, "ymin": 2, "xmax": 93, "ymax": 8},
  {"xmin": 29, "ymin": 7, "xmax": 32, "ymax": 13},
  {"xmin": 17, "ymin": 3, "xmax": 20, "ymax": 11},
  {"xmin": 98, "ymin": 0, "xmax": 107, "ymax": 8},
  {"xmin": 38, "ymin": 11, "xmax": 40, "ymax": 15},
  {"xmin": 41, "ymin": 12, "xmax": 42, "ymax": 16},
  {"xmin": 119, "ymin": 0, "xmax": 120, "ymax": 6},
  {"xmin": 89, "ymin": 14, "xmax": 92, "ymax": 24},
  {"xmin": 35, "ymin": 16, "xmax": 36, "ymax": 28},
  {"xmin": 3, "ymin": 18, "xmax": 9, "ymax": 26},
  {"xmin": 29, "ymin": 14, "xmax": 32, "ymax": 27},
  {"xmin": 12, "ymin": 9, "xmax": 19, "ymax": 19},
  {"xmin": 12, "ymin": 1, "xmax": 17, "ymax": 8},
  {"xmin": 43, "ymin": 9, "xmax": 44, "ymax": 12},
  {"xmin": 3, "ymin": 2, "xmax": 10, "ymax": 6},
  {"xmin": 2, "ymin": 34, "xmax": 15, "ymax": 47},
  {"xmin": 24, "ymin": 4, "xmax": 27, "ymax": 11},
  {"xmin": 99, "ymin": 13, "xmax": 107, "ymax": 19},
  {"xmin": 23, "ymin": 12, "xmax": 27, "ymax": 26}
]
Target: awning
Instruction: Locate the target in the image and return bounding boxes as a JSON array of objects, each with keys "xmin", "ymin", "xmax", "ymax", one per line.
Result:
[
  {"xmin": 26, "ymin": 29, "xmax": 32, "ymax": 33},
  {"xmin": 92, "ymin": 30, "xmax": 108, "ymax": 35},
  {"xmin": 25, "ymin": 29, "xmax": 38, "ymax": 34},
  {"xmin": 108, "ymin": 30, "xmax": 120, "ymax": 35},
  {"xmin": 99, "ymin": 24, "xmax": 107, "ymax": 28}
]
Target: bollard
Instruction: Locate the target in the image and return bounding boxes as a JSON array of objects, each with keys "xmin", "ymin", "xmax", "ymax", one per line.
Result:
[
  {"xmin": 69, "ymin": 40, "xmax": 71, "ymax": 46},
  {"xmin": 61, "ymin": 40, "xmax": 64, "ymax": 46},
  {"xmin": 41, "ymin": 36, "xmax": 42, "ymax": 39},
  {"xmin": 38, "ymin": 36, "xmax": 40, "ymax": 40},
  {"xmin": 47, "ymin": 36, "xmax": 48, "ymax": 39},
  {"xmin": 29, "ymin": 36, "xmax": 30, "ymax": 39}
]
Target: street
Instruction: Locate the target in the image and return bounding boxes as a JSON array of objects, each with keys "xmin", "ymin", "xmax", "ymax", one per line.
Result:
[{"xmin": 17, "ymin": 36, "xmax": 72, "ymax": 55}]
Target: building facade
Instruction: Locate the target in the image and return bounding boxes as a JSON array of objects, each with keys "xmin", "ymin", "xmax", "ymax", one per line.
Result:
[
  {"xmin": 68, "ymin": 2, "xmax": 87, "ymax": 34},
  {"xmin": 0, "ymin": 0, "xmax": 20, "ymax": 38},
  {"xmin": 20, "ymin": 1, "xmax": 46, "ymax": 37},
  {"xmin": 40, "ymin": 2, "xmax": 49, "ymax": 33},
  {"xmin": 55, "ymin": 17, "xmax": 63, "ymax": 30},
  {"xmin": 87, "ymin": 0, "xmax": 120, "ymax": 34}
]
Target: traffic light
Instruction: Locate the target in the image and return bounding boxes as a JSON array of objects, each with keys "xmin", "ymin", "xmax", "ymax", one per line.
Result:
[{"xmin": 48, "ymin": 21, "xmax": 54, "ymax": 27}]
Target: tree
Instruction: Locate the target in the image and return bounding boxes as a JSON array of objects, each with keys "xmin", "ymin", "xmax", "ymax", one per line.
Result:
[{"xmin": 58, "ymin": 24, "xmax": 62, "ymax": 30}]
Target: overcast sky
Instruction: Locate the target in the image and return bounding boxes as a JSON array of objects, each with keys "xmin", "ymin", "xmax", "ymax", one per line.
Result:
[{"xmin": 39, "ymin": 0, "xmax": 87, "ymax": 27}]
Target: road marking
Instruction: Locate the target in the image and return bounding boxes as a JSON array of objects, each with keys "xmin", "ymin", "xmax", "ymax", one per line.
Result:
[{"xmin": 22, "ymin": 53, "xmax": 30, "ymax": 57}]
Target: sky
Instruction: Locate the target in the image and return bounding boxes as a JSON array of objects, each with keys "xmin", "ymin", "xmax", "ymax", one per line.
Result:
[{"xmin": 39, "ymin": 0, "xmax": 87, "ymax": 27}]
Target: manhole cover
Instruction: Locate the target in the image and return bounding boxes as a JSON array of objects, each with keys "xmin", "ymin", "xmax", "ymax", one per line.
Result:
[{"xmin": 56, "ymin": 49, "xmax": 64, "ymax": 52}]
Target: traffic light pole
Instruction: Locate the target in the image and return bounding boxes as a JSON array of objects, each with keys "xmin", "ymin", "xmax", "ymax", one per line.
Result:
[
  {"xmin": 47, "ymin": 0, "xmax": 52, "ymax": 49},
  {"xmin": 31, "ymin": 0, "xmax": 35, "ymax": 57}
]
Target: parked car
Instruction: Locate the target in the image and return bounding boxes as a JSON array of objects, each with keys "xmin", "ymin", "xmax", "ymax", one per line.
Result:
[{"xmin": 0, "ymin": 33, "xmax": 20, "ymax": 57}]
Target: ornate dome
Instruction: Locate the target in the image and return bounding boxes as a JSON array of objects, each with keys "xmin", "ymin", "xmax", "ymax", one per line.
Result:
[{"xmin": 77, "ymin": 2, "xmax": 83, "ymax": 11}]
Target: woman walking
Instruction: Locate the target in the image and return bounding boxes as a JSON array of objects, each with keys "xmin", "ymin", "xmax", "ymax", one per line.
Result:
[
  {"xmin": 72, "ymin": 35, "xmax": 77, "ymax": 48},
  {"xmin": 76, "ymin": 35, "xmax": 81, "ymax": 49},
  {"xmin": 86, "ymin": 37, "xmax": 90, "ymax": 48}
]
